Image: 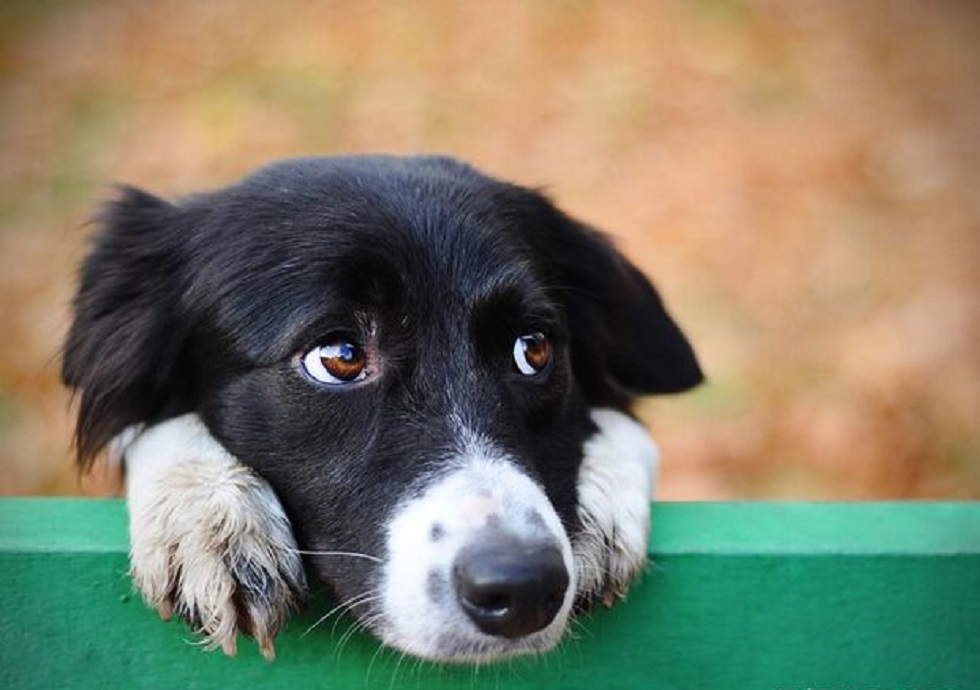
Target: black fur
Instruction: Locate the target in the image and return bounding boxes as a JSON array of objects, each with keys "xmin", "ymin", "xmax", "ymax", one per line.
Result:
[{"xmin": 63, "ymin": 154, "xmax": 702, "ymax": 605}]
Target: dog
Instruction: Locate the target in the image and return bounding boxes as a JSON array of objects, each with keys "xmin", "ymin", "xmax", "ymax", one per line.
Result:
[{"xmin": 63, "ymin": 155, "xmax": 702, "ymax": 662}]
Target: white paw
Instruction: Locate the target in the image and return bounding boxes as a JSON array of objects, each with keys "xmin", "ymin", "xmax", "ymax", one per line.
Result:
[
  {"xmin": 573, "ymin": 409, "xmax": 658, "ymax": 607},
  {"xmin": 124, "ymin": 414, "xmax": 306, "ymax": 660}
]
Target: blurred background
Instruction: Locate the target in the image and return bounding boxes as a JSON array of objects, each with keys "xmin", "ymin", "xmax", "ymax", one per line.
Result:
[{"xmin": 1, "ymin": 0, "xmax": 977, "ymax": 499}]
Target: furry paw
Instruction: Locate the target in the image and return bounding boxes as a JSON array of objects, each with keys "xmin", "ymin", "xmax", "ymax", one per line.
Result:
[
  {"xmin": 124, "ymin": 415, "xmax": 307, "ymax": 660},
  {"xmin": 573, "ymin": 409, "xmax": 659, "ymax": 608}
]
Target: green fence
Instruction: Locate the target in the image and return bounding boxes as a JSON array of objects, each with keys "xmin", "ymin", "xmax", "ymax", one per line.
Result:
[{"xmin": 1, "ymin": 499, "xmax": 977, "ymax": 689}]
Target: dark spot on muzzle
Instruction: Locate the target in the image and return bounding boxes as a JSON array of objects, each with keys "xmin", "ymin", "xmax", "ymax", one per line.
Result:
[{"xmin": 427, "ymin": 570, "xmax": 448, "ymax": 603}]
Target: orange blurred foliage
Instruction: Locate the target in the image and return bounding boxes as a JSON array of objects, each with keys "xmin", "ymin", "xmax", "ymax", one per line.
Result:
[{"xmin": 1, "ymin": 0, "xmax": 977, "ymax": 499}]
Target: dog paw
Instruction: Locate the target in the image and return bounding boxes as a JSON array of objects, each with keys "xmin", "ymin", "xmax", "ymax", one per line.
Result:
[
  {"xmin": 123, "ymin": 415, "xmax": 307, "ymax": 660},
  {"xmin": 573, "ymin": 409, "xmax": 659, "ymax": 608}
]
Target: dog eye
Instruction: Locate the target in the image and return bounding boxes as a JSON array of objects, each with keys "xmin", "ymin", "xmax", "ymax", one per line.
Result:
[
  {"xmin": 513, "ymin": 333, "xmax": 551, "ymax": 376},
  {"xmin": 302, "ymin": 340, "xmax": 368, "ymax": 384}
]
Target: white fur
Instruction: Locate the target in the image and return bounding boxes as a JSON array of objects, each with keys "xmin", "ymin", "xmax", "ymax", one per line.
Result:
[
  {"xmin": 121, "ymin": 408, "xmax": 657, "ymax": 660},
  {"xmin": 379, "ymin": 430, "xmax": 575, "ymax": 661},
  {"xmin": 122, "ymin": 414, "xmax": 305, "ymax": 660},
  {"xmin": 573, "ymin": 408, "xmax": 659, "ymax": 605}
]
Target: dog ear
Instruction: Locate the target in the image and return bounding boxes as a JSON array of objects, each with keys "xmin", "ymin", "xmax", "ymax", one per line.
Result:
[
  {"xmin": 533, "ymin": 213, "xmax": 703, "ymax": 406},
  {"xmin": 62, "ymin": 186, "xmax": 194, "ymax": 467}
]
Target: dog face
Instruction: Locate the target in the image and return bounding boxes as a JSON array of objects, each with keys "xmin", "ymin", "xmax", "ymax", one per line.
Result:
[{"xmin": 63, "ymin": 155, "xmax": 701, "ymax": 661}]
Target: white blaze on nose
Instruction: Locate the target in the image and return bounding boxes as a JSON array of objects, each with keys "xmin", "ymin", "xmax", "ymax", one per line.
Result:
[
  {"xmin": 377, "ymin": 432, "xmax": 576, "ymax": 662},
  {"xmin": 457, "ymin": 494, "xmax": 501, "ymax": 527}
]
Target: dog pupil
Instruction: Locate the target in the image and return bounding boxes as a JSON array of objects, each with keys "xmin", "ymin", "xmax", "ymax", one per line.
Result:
[
  {"xmin": 337, "ymin": 342, "xmax": 356, "ymax": 361},
  {"xmin": 522, "ymin": 334, "xmax": 549, "ymax": 370},
  {"xmin": 323, "ymin": 341, "xmax": 363, "ymax": 379}
]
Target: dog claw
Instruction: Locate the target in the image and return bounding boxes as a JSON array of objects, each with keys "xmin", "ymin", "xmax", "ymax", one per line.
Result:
[
  {"xmin": 599, "ymin": 579, "xmax": 631, "ymax": 608},
  {"xmin": 257, "ymin": 636, "xmax": 276, "ymax": 662},
  {"xmin": 126, "ymin": 442, "xmax": 307, "ymax": 662}
]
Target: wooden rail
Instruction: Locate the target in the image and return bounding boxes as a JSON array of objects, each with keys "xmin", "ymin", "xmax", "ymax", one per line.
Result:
[{"xmin": 1, "ymin": 499, "xmax": 977, "ymax": 689}]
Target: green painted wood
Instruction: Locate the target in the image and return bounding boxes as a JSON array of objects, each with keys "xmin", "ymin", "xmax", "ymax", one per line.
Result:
[{"xmin": 1, "ymin": 499, "xmax": 977, "ymax": 689}]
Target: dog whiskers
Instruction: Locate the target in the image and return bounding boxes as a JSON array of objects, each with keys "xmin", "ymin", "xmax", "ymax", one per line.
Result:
[
  {"xmin": 303, "ymin": 590, "xmax": 381, "ymax": 637},
  {"xmin": 388, "ymin": 647, "xmax": 412, "ymax": 690},
  {"xmin": 334, "ymin": 609, "xmax": 387, "ymax": 665},
  {"xmin": 336, "ymin": 609, "xmax": 382, "ymax": 656},
  {"xmin": 286, "ymin": 547, "xmax": 382, "ymax": 563},
  {"xmin": 365, "ymin": 633, "xmax": 396, "ymax": 685}
]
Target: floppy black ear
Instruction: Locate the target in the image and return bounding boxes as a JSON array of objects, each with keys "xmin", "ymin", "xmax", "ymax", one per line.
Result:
[
  {"xmin": 533, "ymin": 213, "xmax": 703, "ymax": 407},
  {"xmin": 62, "ymin": 187, "xmax": 194, "ymax": 467}
]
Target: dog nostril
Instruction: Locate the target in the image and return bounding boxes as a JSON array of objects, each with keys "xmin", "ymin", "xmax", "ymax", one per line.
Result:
[
  {"xmin": 470, "ymin": 592, "xmax": 510, "ymax": 615},
  {"xmin": 453, "ymin": 540, "xmax": 569, "ymax": 639}
]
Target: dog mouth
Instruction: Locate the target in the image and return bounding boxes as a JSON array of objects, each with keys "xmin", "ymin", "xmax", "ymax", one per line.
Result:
[{"xmin": 369, "ymin": 453, "xmax": 577, "ymax": 662}]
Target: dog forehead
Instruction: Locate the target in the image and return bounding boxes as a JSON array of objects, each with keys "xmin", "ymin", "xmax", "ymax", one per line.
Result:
[
  {"xmin": 220, "ymin": 156, "xmax": 541, "ymax": 269},
  {"xmin": 192, "ymin": 157, "xmax": 555, "ymax": 361},
  {"xmin": 235, "ymin": 155, "xmax": 516, "ymax": 222}
]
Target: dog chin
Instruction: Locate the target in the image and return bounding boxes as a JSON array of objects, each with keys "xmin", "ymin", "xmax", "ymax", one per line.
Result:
[{"xmin": 378, "ymin": 623, "xmax": 567, "ymax": 664}]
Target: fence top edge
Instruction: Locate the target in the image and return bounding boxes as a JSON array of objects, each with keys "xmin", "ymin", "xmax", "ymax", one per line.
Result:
[{"xmin": 2, "ymin": 498, "xmax": 977, "ymax": 556}]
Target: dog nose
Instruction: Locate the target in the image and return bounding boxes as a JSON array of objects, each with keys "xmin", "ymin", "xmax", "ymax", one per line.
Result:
[{"xmin": 452, "ymin": 539, "xmax": 569, "ymax": 639}]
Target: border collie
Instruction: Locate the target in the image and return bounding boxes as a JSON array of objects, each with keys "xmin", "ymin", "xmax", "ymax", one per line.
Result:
[{"xmin": 63, "ymin": 155, "xmax": 701, "ymax": 662}]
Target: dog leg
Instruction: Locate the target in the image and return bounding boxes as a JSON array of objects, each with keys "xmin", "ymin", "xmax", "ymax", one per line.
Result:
[
  {"xmin": 121, "ymin": 413, "xmax": 306, "ymax": 660},
  {"xmin": 573, "ymin": 408, "xmax": 659, "ymax": 607}
]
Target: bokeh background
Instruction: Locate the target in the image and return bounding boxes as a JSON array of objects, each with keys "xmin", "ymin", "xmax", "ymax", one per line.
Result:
[{"xmin": 1, "ymin": 0, "xmax": 977, "ymax": 499}]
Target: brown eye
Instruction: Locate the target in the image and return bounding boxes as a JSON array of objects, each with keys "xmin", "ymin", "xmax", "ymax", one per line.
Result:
[
  {"xmin": 513, "ymin": 333, "xmax": 551, "ymax": 376},
  {"xmin": 302, "ymin": 340, "xmax": 367, "ymax": 384}
]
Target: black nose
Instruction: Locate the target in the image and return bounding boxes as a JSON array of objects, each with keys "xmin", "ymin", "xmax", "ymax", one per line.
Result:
[{"xmin": 452, "ymin": 539, "xmax": 569, "ymax": 639}]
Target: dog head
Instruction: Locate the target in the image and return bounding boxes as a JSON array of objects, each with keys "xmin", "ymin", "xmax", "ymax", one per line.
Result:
[{"xmin": 64, "ymin": 155, "xmax": 701, "ymax": 660}]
